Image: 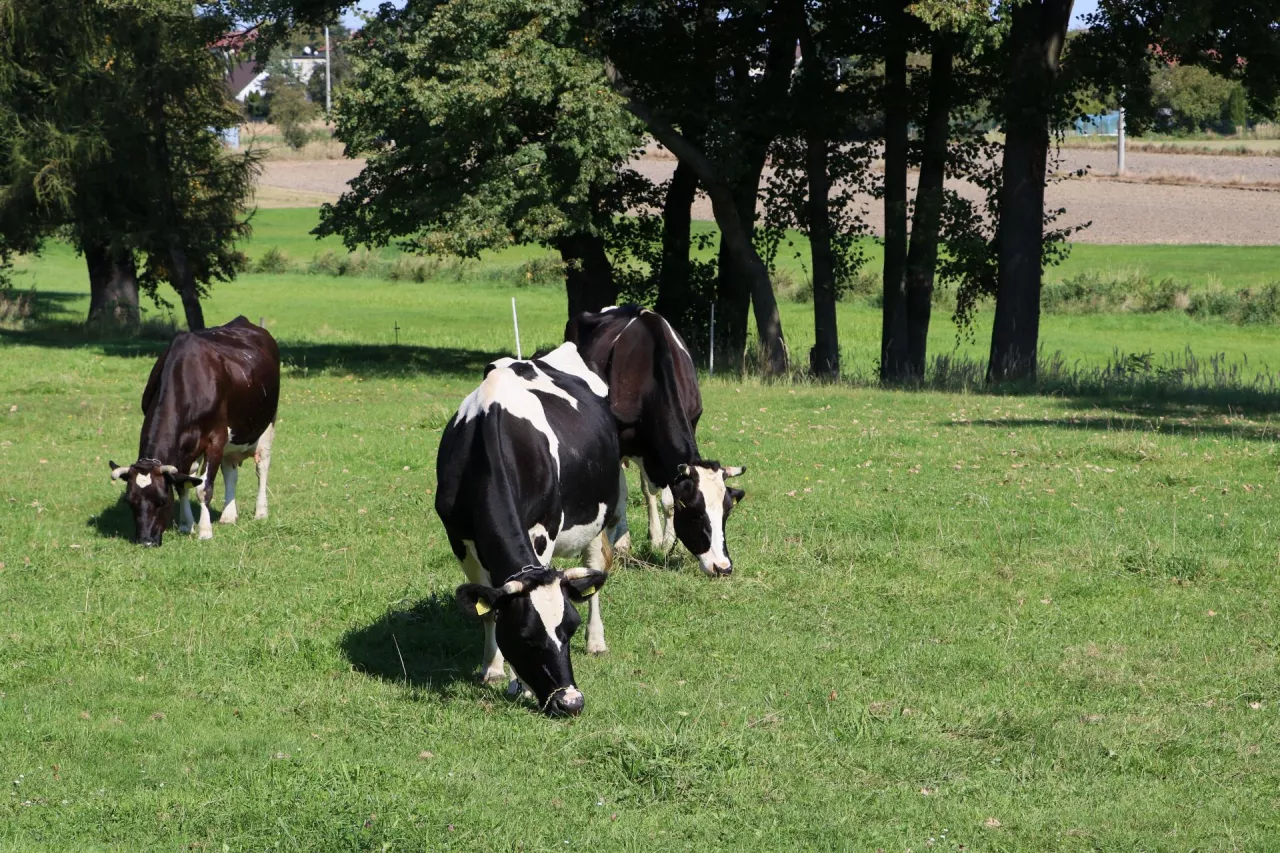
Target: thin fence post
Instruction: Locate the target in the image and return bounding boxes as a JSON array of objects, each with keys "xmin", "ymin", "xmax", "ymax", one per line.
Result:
[
  {"xmin": 512, "ymin": 297, "xmax": 522, "ymax": 359},
  {"xmin": 1117, "ymin": 107, "xmax": 1126, "ymax": 174},
  {"xmin": 709, "ymin": 303, "xmax": 715, "ymax": 377}
]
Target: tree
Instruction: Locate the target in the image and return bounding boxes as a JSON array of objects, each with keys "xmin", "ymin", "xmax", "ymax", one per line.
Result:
[
  {"xmin": 316, "ymin": 0, "xmax": 643, "ymax": 320},
  {"xmin": 986, "ymin": 0, "xmax": 1074, "ymax": 383},
  {"xmin": 0, "ymin": 0, "xmax": 257, "ymax": 332},
  {"xmin": 602, "ymin": 0, "xmax": 796, "ymax": 375},
  {"xmin": 267, "ymin": 72, "xmax": 319, "ymax": 148}
]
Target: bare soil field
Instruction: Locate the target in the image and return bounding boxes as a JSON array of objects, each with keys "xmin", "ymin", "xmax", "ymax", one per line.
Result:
[{"xmin": 259, "ymin": 150, "xmax": 1280, "ymax": 245}]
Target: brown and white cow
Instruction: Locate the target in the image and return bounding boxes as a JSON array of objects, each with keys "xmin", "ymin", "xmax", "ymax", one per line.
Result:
[
  {"xmin": 565, "ymin": 305, "xmax": 745, "ymax": 576},
  {"xmin": 108, "ymin": 316, "xmax": 279, "ymax": 546}
]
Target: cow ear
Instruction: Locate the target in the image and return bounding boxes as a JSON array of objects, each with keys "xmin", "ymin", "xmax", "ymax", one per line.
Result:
[
  {"xmin": 456, "ymin": 584, "xmax": 504, "ymax": 618},
  {"xmin": 728, "ymin": 487, "xmax": 745, "ymax": 505},
  {"xmin": 109, "ymin": 461, "xmax": 131, "ymax": 481},
  {"xmin": 562, "ymin": 570, "xmax": 608, "ymax": 601},
  {"xmin": 162, "ymin": 470, "xmax": 202, "ymax": 488},
  {"xmin": 722, "ymin": 465, "xmax": 746, "ymax": 478}
]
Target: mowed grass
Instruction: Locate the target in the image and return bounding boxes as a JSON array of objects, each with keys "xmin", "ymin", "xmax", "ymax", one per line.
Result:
[{"xmin": 3, "ymin": 225, "xmax": 1280, "ymax": 849}]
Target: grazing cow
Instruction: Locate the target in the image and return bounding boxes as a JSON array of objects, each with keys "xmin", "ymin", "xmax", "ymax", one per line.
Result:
[
  {"xmin": 565, "ymin": 305, "xmax": 745, "ymax": 577},
  {"xmin": 108, "ymin": 316, "xmax": 279, "ymax": 546},
  {"xmin": 436, "ymin": 342, "xmax": 619, "ymax": 717}
]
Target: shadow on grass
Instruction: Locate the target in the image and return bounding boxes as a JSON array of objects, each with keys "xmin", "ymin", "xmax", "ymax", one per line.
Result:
[
  {"xmin": 280, "ymin": 343, "xmax": 500, "ymax": 379},
  {"xmin": 951, "ymin": 414, "xmax": 1280, "ymax": 441},
  {"xmin": 0, "ymin": 323, "xmax": 502, "ymax": 379},
  {"xmin": 88, "ymin": 496, "xmax": 136, "ymax": 541},
  {"xmin": 86, "ymin": 494, "xmax": 228, "ymax": 542},
  {"xmin": 339, "ymin": 594, "xmax": 480, "ymax": 693}
]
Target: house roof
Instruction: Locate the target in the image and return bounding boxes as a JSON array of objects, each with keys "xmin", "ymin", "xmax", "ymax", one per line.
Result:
[{"xmin": 225, "ymin": 60, "xmax": 264, "ymax": 99}]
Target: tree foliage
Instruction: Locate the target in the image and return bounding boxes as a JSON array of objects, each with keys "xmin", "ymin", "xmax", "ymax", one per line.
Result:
[
  {"xmin": 0, "ymin": 0, "xmax": 258, "ymax": 329},
  {"xmin": 318, "ymin": 0, "xmax": 642, "ymax": 259}
]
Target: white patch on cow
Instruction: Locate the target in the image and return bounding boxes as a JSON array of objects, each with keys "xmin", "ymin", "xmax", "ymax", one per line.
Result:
[
  {"xmin": 562, "ymin": 686, "xmax": 583, "ymax": 705},
  {"xmin": 528, "ymin": 582, "xmax": 567, "ymax": 650},
  {"xmin": 457, "ymin": 367, "xmax": 562, "ymax": 475},
  {"xmin": 527, "ymin": 524, "xmax": 552, "ymax": 564},
  {"xmin": 693, "ymin": 467, "xmax": 730, "ymax": 575},
  {"xmin": 554, "ymin": 503, "xmax": 607, "ymax": 558},
  {"xmin": 461, "ymin": 540, "xmax": 492, "ymax": 586},
  {"xmin": 538, "ymin": 342, "xmax": 609, "ymax": 398},
  {"xmin": 134, "ymin": 472, "xmax": 153, "ymax": 488},
  {"xmin": 599, "ymin": 305, "xmax": 620, "ymax": 313}
]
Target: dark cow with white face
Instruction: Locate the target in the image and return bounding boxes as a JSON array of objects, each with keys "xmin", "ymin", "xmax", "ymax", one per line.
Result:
[
  {"xmin": 108, "ymin": 316, "xmax": 279, "ymax": 546},
  {"xmin": 436, "ymin": 343, "xmax": 621, "ymax": 717},
  {"xmin": 565, "ymin": 305, "xmax": 745, "ymax": 576}
]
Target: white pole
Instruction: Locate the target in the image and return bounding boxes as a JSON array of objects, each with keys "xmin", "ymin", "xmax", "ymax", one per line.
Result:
[
  {"xmin": 324, "ymin": 26, "xmax": 332, "ymax": 114},
  {"xmin": 1117, "ymin": 107, "xmax": 1125, "ymax": 174},
  {"xmin": 512, "ymin": 297, "xmax": 522, "ymax": 359},
  {"xmin": 709, "ymin": 303, "xmax": 715, "ymax": 377}
]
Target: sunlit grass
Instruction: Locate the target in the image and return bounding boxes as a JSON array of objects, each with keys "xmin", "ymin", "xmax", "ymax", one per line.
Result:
[{"xmin": 2, "ymin": 215, "xmax": 1280, "ymax": 850}]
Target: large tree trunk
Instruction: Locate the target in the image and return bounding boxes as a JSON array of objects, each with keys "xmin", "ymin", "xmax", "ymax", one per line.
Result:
[
  {"xmin": 987, "ymin": 0, "xmax": 1073, "ymax": 383},
  {"xmin": 713, "ymin": 154, "xmax": 767, "ymax": 375},
  {"xmin": 904, "ymin": 38, "xmax": 955, "ymax": 379},
  {"xmin": 797, "ymin": 11, "xmax": 838, "ymax": 379},
  {"xmin": 807, "ymin": 133, "xmax": 839, "ymax": 378},
  {"xmin": 168, "ymin": 244, "xmax": 206, "ymax": 331},
  {"xmin": 655, "ymin": 159, "xmax": 698, "ymax": 340},
  {"xmin": 603, "ymin": 60, "xmax": 788, "ymax": 376},
  {"xmin": 880, "ymin": 29, "xmax": 911, "ymax": 382},
  {"xmin": 558, "ymin": 232, "xmax": 617, "ymax": 320},
  {"xmin": 85, "ymin": 241, "xmax": 140, "ymax": 329}
]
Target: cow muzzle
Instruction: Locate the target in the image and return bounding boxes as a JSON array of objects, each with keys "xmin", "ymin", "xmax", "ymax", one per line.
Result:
[
  {"xmin": 697, "ymin": 553, "xmax": 733, "ymax": 578},
  {"xmin": 545, "ymin": 686, "xmax": 585, "ymax": 717}
]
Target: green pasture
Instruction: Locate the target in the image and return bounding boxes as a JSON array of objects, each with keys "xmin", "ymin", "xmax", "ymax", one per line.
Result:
[{"xmin": 3, "ymin": 215, "xmax": 1280, "ymax": 850}]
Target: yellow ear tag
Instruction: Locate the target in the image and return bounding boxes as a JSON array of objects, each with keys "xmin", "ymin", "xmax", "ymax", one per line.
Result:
[
  {"xmin": 474, "ymin": 600, "xmax": 492, "ymax": 616},
  {"xmin": 582, "ymin": 586, "xmax": 596, "ymax": 597}
]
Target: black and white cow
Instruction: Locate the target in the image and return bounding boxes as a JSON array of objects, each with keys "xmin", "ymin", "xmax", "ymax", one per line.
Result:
[
  {"xmin": 565, "ymin": 305, "xmax": 745, "ymax": 577},
  {"xmin": 108, "ymin": 316, "xmax": 279, "ymax": 545},
  {"xmin": 435, "ymin": 342, "xmax": 621, "ymax": 717}
]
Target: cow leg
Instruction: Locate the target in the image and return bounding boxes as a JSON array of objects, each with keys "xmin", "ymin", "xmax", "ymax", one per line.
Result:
[
  {"xmin": 462, "ymin": 542, "xmax": 508, "ymax": 684},
  {"xmin": 640, "ymin": 473, "xmax": 664, "ymax": 548},
  {"xmin": 583, "ymin": 531, "xmax": 608, "ymax": 655},
  {"xmin": 198, "ymin": 443, "xmax": 225, "ymax": 541},
  {"xmin": 254, "ymin": 422, "xmax": 275, "ymax": 520},
  {"xmin": 177, "ymin": 483, "xmax": 195, "ymax": 534},
  {"xmin": 658, "ymin": 486, "xmax": 676, "ymax": 550},
  {"xmin": 609, "ymin": 466, "xmax": 632, "ymax": 555},
  {"xmin": 219, "ymin": 461, "xmax": 239, "ymax": 524}
]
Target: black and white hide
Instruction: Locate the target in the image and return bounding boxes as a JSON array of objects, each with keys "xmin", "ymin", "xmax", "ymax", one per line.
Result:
[{"xmin": 435, "ymin": 343, "xmax": 622, "ymax": 716}]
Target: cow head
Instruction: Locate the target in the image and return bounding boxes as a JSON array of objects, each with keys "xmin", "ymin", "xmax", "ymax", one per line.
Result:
[
  {"xmin": 109, "ymin": 459, "xmax": 201, "ymax": 546},
  {"xmin": 456, "ymin": 566, "xmax": 608, "ymax": 717},
  {"xmin": 670, "ymin": 461, "xmax": 746, "ymax": 577}
]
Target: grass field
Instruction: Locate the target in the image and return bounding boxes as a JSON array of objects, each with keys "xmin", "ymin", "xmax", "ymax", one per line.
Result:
[{"xmin": 3, "ymin": 216, "xmax": 1280, "ymax": 850}]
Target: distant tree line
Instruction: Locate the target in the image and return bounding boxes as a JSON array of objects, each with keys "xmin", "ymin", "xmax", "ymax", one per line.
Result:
[{"xmin": 2, "ymin": 0, "xmax": 1278, "ymax": 387}]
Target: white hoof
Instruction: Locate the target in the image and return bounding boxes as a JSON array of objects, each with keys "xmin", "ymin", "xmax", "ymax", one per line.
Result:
[
  {"xmin": 587, "ymin": 639, "xmax": 608, "ymax": 656},
  {"xmin": 254, "ymin": 507, "xmax": 268, "ymax": 520},
  {"xmin": 219, "ymin": 511, "xmax": 238, "ymax": 525},
  {"xmin": 613, "ymin": 532, "xmax": 632, "ymax": 555},
  {"xmin": 198, "ymin": 528, "xmax": 214, "ymax": 541},
  {"xmin": 480, "ymin": 667, "xmax": 507, "ymax": 685}
]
